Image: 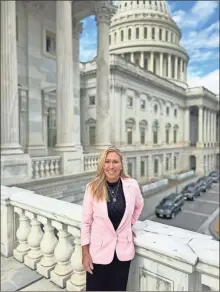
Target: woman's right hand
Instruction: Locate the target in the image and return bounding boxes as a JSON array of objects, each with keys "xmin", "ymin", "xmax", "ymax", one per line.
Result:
[{"xmin": 82, "ymin": 253, "xmax": 94, "ymax": 274}]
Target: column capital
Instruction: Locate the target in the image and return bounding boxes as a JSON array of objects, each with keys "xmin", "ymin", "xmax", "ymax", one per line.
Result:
[{"xmin": 95, "ymin": 6, "xmax": 112, "ymax": 24}]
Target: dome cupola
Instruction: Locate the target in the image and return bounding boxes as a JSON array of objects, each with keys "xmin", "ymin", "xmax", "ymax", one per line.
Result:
[{"xmin": 109, "ymin": 0, "xmax": 189, "ymax": 87}]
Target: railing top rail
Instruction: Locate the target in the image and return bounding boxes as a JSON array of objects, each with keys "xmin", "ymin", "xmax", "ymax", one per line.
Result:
[
  {"xmin": 32, "ymin": 156, "xmax": 61, "ymax": 161},
  {"xmin": 9, "ymin": 188, "xmax": 82, "ymax": 229},
  {"xmin": 133, "ymin": 220, "xmax": 219, "ymax": 268}
]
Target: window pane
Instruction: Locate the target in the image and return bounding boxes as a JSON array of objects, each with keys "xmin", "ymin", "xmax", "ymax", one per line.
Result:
[
  {"xmin": 89, "ymin": 126, "xmax": 96, "ymax": 145},
  {"xmin": 141, "ymin": 161, "xmax": 145, "ymax": 176}
]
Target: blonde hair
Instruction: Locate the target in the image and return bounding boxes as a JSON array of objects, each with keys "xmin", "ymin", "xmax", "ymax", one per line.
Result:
[{"xmin": 88, "ymin": 147, "xmax": 129, "ymax": 201}]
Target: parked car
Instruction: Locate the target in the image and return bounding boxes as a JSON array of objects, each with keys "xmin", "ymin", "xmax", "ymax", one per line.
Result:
[
  {"xmin": 204, "ymin": 176, "xmax": 213, "ymax": 188},
  {"xmin": 209, "ymin": 171, "xmax": 219, "ymax": 183},
  {"xmin": 196, "ymin": 176, "xmax": 211, "ymax": 192},
  {"xmin": 181, "ymin": 183, "xmax": 201, "ymax": 200},
  {"xmin": 155, "ymin": 193, "xmax": 185, "ymax": 219}
]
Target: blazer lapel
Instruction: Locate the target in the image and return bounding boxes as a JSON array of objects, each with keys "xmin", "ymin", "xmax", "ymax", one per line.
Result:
[{"xmin": 116, "ymin": 179, "xmax": 131, "ymax": 231}]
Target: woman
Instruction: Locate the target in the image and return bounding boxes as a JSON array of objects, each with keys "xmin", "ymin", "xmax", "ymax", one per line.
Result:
[{"xmin": 81, "ymin": 147, "xmax": 144, "ymax": 291}]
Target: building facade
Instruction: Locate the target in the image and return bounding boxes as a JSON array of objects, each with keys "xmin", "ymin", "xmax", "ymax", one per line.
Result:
[{"xmin": 1, "ymin": 0, "xmax": 219, "ymax": 185}]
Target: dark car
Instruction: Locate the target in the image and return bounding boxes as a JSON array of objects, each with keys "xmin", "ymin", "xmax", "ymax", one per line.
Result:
[
  {"xmin": 155, "ymin": 193, "xmax": 185, "ymax": 219},
  {"xmin": 197, "ymin": 177, "xmax": 211, "ymax": 192},
  {"xmin": 181, "ymin": 183, "xmax": 201, "ymax": 200},
  {"xmin": 209, "ymin": 171, "xmax": 219, "ymax": 183}
]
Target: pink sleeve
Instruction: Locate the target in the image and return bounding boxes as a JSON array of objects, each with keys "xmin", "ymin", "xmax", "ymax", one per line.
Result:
[
  {"xmin": 131, "ymin": 181, "xmax": 144, "ymax": 225},
  {"xmin": 81, "ymin": 185, "xmax": 93, "ymax": 246}
]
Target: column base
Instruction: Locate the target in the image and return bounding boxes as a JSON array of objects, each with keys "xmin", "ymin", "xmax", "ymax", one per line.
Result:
[
  {"xmin": 24, "ymin": 254, "xmax": 41, "ymax": 270},
  {"xmin": 26, "ymin": 145, "xmax": 48, "ymax": 157},
  {"xmin": 1, "ymin": 153, "xmax": 32, "ymax": 186},
  {"xmin": 196, "ymin": 142, "xmax": 204, "ymax": 148},
  {"xmin": 37, "ymin": 262, "xmax": 56, "ymax": 278},
  {"xmin": 66, "ymin": 279, "xmax": 86, "ymax": 291},
  {"xmin": 53, "ymin": 146, "xmax": 83, "ymax": 175}
]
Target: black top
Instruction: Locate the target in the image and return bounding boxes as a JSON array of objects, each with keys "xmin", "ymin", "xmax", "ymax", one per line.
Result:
[{"xmin": 106, "ymin": 179, "xmax": 126, "ymax": 231}]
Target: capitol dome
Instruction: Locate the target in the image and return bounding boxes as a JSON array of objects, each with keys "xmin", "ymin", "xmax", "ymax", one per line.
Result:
[{"xmin": 109, "ymin": 0, "xmax": 189, "ymax": 87}]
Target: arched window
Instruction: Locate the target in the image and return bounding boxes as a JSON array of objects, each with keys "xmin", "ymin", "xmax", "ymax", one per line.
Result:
[
  {"xmin": 144, "ymin": 27, "xmax": 147, "ymax": 39},
  {"xmin": 114, "ymin": 32, "xmax": 117, "ymax": 43},
  {"xmin": 136, "ymin": 27, "xmax": 139, "ymax": 39},
  {"xmin": 165, "ymin": 30, "xmax": 168, "ymax": 41},
  {"xmin": 165, "ymin": 123, "xmax": 171, "ymax": 144},
  {"xmin": 121, "ymin": 30, "xmax": 124, "ymax": 41},
  {"xmin": 128, "ymin": 28, "xmax": 131, "ymax": 40},
  {"xmin": 152, "ymin": 27, "xmax": 155, "ymax": 40},
  {"xmin": 173, "ymin": 125, "xmax": 178, "ymax": 144},
  {"xmin": 159, "ymin": 28, "xmax": 162, "ymax": 40}
]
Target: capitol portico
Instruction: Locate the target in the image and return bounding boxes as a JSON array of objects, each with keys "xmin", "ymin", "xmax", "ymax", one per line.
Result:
[{"xmin": 0, "ymin": 0, "xmax": 219, "ymax": 187}]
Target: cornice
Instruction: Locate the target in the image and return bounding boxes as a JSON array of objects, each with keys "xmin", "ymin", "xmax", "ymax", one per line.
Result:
[{"xmin": 110, "ymin": 43, "xmax": 189, "ymax": 60}]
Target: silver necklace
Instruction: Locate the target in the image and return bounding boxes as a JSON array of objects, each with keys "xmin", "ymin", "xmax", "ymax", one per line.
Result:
[{"xmin": 106, "ymin": 180, "xmax": 120, "ymax": 203}]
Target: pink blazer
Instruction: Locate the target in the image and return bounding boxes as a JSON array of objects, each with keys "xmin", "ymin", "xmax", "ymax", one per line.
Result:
[{"xmin": 81, "ymin": 177, "xmax": 144, "ymax": 264}]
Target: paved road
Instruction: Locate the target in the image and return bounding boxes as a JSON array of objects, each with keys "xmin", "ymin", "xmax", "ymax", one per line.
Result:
[
  {"xmin": 146, "ymin": 182, "xmax": 219, "ymax": 234},
  {"xmin": 139, "ymin": 176, "xmax": 200, "ymax": 221}
]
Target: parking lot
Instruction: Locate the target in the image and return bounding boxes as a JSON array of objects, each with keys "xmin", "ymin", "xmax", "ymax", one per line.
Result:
[{"xmin": 148, "ymin": 182, "xmax": 219, "ymax": 233}]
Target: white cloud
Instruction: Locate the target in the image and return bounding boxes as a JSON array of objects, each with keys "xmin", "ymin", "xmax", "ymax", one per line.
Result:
[
  {"xmin": 172, "ymin": 1, "xmax": 219, "ymax": 28},
  {"xmin": 188, "ymin": 69, "xmax": 219, "ymax": 94}
]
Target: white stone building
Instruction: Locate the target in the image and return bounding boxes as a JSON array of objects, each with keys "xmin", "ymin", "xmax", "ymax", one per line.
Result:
[{"xmin": 1, "ymin": 0, "xmax": 219, "ymax": 185}]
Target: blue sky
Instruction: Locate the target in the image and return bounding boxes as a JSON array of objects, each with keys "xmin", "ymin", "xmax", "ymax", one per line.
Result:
[{"xmin": 79, "ymin": 1, "xmax": 219, "ymax": 94}]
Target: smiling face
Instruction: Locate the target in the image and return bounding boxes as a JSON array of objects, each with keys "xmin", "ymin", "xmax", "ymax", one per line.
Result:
[{"xmin": 103, "ymin": 151, "xmax": 123, "ymax": 183}]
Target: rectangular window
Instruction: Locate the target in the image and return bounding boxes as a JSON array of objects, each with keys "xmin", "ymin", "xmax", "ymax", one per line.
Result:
[
  {"xmin": 127, "ymin": 162, "xmax": 133, "ymax": 177},
  {"xmin": 127, "ymin": 127, "xmax": 132, "ymax": 144},
  {"xmin": 89, "ymin": 96, "xmax": 95, "ymax": 105},
  {"xmin": 140, "ymin": 128, "xmax": 145, "ymax": 144},
  {"xmin": 141, "ymin": 161, "xmax": 145, "ymax": 176},
  {"xmin": 144, "ymin": 27, "xmax": 147, "ymax": 39},
  {"xmin": 166, "ymin": 30, "xmax": 168, "ymax": 41},
  {"xmin": 45, "ymin": 30, "xmax": 56, "ymax": 56},
  {"xmin": 152, "ymin": 27, "xmax": 155, "ymax": 40},
  {"xmin": 154, "ymin": 159, "xmax": 158, "ymax": 175},
  {"xmin": 166, "ymin": 157, "xmax": 169, "ymax": 171},
  {"xmin": 166, "ymin": 107, "xmax": 169, "ymax": 115},
  {"xmin": 89, "ymin": 126, "xmax": 96, "ymax": 145},
  {"xmin": 166, "ymin": 129, "xmax": 169, "ymax": 144},
  {"xmin": 159, "ymin": 28, "xmax": 162, "ymax": 40},
  {"xmin": 174, "ymin": 156, "xmax": 177, "ymax": 169}
]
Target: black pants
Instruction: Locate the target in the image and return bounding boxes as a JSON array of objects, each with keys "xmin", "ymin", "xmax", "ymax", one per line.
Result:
[{"xmin": 86, "ymin": 252, "xmax": 131, "ymax": 291}]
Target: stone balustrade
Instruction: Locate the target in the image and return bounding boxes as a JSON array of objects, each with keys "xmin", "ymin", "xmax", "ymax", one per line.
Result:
[
  {"xmin": 1, "ymin": 185, "xmax": 219, "ymax": 291},
  {"xmin": 32, "ymin": 156, "xmax": 61, "ymax": 179},
  {"xmin": 84, "ymin": 153, "xmax": 99, "ymax": 172}
]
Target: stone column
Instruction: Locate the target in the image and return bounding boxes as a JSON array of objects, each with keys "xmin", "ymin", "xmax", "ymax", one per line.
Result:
[
  {"xmin": 1, "ymin": 1, "xmax": 22, "ymax": 155},
  {"xmin": 197, "ymin": 106, "xmax": 204, "ymax": 147},
  {"xmin": 150, "ymin": 51, "xmax": 154, "ymax": 72},
  {"xmin": 184, "ymin": 61, "xmax": 187, "ymax": 83},
  {"xmin": 54, "ymin": 1, "xmax": 83, "ymax": 174},
  {"xmin": 159, "ymin": 53, "xmax": 163, "ymax": 77},
  {"xmin": 1, "ymin": 1, "xmax": 31, "ymax": 185},
  {"xmin": 168, "ymin": 54, "xmax": 171, "ymax": 78},
  {"xmin": 204, "ymin": 108, "xmax": 207, "ymax": 146},
  {"xmin": 184, "ymin": 107, "xmax": 190, "ymax": 146},
  {"xmin": 72, "ymin": 18, "xmax": 83, "ymax": 149},
  {"xmin": 174, "ymin": 56, "xmax": 178, "ymax": 79},
  {"xmin": 95, "ymin": 6, "xmax": 112, "ymax": 148},
  {"xmin": 130, "ymin": 52, "xmax": 134, "ymax": 63},
  {"xmin": 180, "ymin": 59, "xmax": 183, "ymax": 81},
  {"xmin": 140, "ymin": 52, "xmax": 144, "ymax": 68}
]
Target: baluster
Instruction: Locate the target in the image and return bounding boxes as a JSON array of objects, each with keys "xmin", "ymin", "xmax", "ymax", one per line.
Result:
[
  {"xmin": 24, "ymin": 211, "xmax": 44, "ymax": 270},
  {"xmin": 54, "ymin": 159, "xmax": 60, "ymax": 175},
  {"xmin": 66, "ymin": 226, "xmax": 86, "ymax": 291},
  {"xmin": 50, "ymin": 159, "xmax": 55, "ymax": 176},
  {"xmin": 13, "ymin": 207, "xmax": 31, "ymax": 262},
  {"xmin": 32, "ymin": 161, "xmax": 35, "ymax": 179},
  {"xmin": 85, "ymin": 157, "xmax": 88, "ymax": 171},
  {"xmin": 89, "ymin": 157, "xmax": 92, "ymax": 171},
  {"xmin": 50, "ymin": 221, "xmax": 74, "ymax": 288},
  {"xmin": 37, "ymin": 216, "xmax": 58, "ymax": 278},
  {"xmin": 40, "ymin": 160, "xmax": 45, "ymax": 178},
  {"xmin": 45, "ymin": 160, "xmax": 50, "ymax": 177},
  {"xmin": 34, "ymin": 160, "xmax": 40, "ymax": 179}
]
